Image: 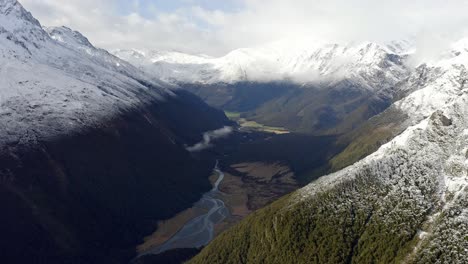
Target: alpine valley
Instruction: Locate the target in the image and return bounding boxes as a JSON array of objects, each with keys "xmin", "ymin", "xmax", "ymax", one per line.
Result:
[
  {"xmin": 116, "ymin": 32, "xmax": 468, "ymax": 264},
  {"xmin": 0, "ymin": 0, "xmax": 231, "ymax": 263},
  {"xmin": 1, "ymin": 0, "xmax": 468, "ymax": 264}
]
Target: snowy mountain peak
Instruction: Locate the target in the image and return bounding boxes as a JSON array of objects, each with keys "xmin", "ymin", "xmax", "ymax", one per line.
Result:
[
  {"xmin": 0, "ymin": 0, "xmax": 19, "ymax": 11},
  {"xmin": 0, "ymin": 0, "xmax": 23, "ymax": 14},
  {"xmin": 46, "ymin": 26, "xmax": 95, "ymax": 50},
  {"xmin": 0, "ymin": 0, "xmax": 49, "ymax": 52},
  {"xmin": 115, "ymin": 40, "xmax": 408, "ymax": 90},
  {"xmin": 0, "ymin": 2, "xmax": 174, "ymax": 146},
  {"xmin": 385, "ymin": 39, "xmax": 415, "ymax": 54},
  {"xmin": 0, "ymin": 0, "xmax": 42, "ymax": 30}
]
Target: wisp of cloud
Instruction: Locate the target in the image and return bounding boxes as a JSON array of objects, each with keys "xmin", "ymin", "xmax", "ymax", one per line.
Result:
[{"xmin": 186, "ymin": 126, "xmax": 233, "ymax": 152}]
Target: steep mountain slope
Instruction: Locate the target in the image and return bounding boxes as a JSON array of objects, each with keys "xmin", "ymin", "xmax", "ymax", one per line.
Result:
[
  {"xmin": 189, "ymin": 40, "xmax": 468, "ymax": 263},
  {"xmin": 0, "ymin": 1, "xmax": 230, "ymax": 263}
]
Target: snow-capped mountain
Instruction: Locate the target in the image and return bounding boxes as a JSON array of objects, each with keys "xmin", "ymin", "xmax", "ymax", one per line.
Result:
[
  {"xmin": 113, "ymin": 39, "xmax": 419, "ymax": 136},
  {"xmin": 189, "ymin": 38, "xmax": 468, "ymax": 264},
  {"xmin": 0, "ymin": 0, "xmax": 177, "ymax": 146},
  {"xmin": 113, "ymin": 40, "xmax": 417, "ymax": 136},
  {"xmin": 395, "ymin": 38, "xmax": 468, "ymax": 123},
  {"xmin": 114, "ymin": 40, "xmax": 409, "ymax": 91},
  {"xmin": 0, "ymin": 1, "xmax": 230, "ymax": 263},
  {"xmin": 0, "ymin": 0, "xmax": 48, "ymax": 50},
  {"xmin": 296, "ymin": 39, "xmax": 468, "ymax": 262}
]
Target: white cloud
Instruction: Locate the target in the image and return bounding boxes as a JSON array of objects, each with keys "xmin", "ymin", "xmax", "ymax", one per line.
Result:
[
  {"xmin": 186, "ymin": 126, "xmax": 233, "ymax": 152},
  {"xmin": 19, "ymin": 0, "xmax": 468, "ymax": 56}
]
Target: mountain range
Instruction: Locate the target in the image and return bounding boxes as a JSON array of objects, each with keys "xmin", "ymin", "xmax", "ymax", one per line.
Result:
[
  {"xmin": 1, "ymin": 0, "xmax": 468, "ymax": 263},
  {"xmin": 116, "ymin": 20, "xmax": 468, "ymax": 264},
  {"xmin": 114, "ymin": 40, "xmax": 413, "ymax": 135},
  {"xmin": 130, "ymin": 31, "xmax": 468, "ymax": 264},
  {"xmin": 113, "ymin": 39, "xmax": 412, "ymax": 86}
]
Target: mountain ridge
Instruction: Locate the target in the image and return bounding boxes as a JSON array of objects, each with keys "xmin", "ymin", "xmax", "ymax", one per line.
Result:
[
  {"xmin": 114, "ymin": 39, "xmax": 416, "ymax": 135},
  {"xmin": 0, "ymin": 0, "xmax": 179, "ymax": 146},
  {"xmin": 0, "ymin": 1, "xmax": 231, "ymax": 263},
  {"xmin": 188, "ymin": 34, "xmax": 468, "ymax": 264},
  {"xmin": 113, "ymin": 40, "xmax": 409, "ymax": 89}
]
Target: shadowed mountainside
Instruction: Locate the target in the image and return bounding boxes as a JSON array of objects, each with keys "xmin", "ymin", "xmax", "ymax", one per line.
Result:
[{"xmin": 0, "ymin": 90, "xmax": 231, "ymax": 263}]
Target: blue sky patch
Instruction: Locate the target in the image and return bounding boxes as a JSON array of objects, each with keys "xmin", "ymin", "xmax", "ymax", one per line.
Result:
[{"xmin": 116, "ymin": 0, "xmax": 243, "ymax": 18}]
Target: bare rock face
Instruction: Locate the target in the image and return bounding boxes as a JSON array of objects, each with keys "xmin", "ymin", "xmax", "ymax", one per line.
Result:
[{"xmin": 431, "ymin": 111, "xmax": 453, "ymax": 127}]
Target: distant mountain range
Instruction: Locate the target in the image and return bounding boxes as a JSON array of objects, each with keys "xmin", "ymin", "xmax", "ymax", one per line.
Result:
[
  {"xmin": 113, "ymin": 39, "xmax": 412, "ymax": 87},
  {"xmin": 113, "ymin": 40, "xmax": 413, "ymax": 135}
]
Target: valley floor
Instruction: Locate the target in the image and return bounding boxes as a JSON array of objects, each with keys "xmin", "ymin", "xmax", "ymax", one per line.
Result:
[
  {"xmin": 136, "ymin": 161, "xmax": 298, "ymax": 258},
  {"xmin": 225, "ymin": 111, "xmax": 290, "ymax": 134},
  {"xmin": 131, "ymin": 119, "xmax": 341, "ymax": 262}
]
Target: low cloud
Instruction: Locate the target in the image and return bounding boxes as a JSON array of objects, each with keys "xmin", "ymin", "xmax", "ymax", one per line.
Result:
[
  {"xmin": 406, "ymin": 33, "xmax": 455, "ymax": 66},
  {"xmin": 186, "ymin": 126, "xmax": 233, "ymax": 152},
  {"xmin": 20, "ymin": 0, "xmax": 468, "ymax": 57}
]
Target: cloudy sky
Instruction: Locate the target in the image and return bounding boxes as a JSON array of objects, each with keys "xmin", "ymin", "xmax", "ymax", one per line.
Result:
[{"xmin": 20, "ymin": 0, "xmax": 468, "ymax": 56}]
